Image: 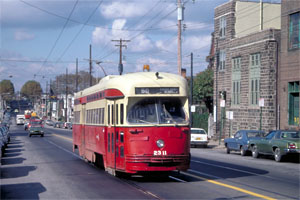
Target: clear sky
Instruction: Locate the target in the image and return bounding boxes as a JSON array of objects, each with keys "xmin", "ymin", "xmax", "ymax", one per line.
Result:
[{"xmin": 1, "ymin": 0, "xmax": 275, "ymax": 92}]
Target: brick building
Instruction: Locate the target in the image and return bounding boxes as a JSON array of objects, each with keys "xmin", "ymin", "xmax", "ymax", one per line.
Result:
[
  {"xmin": 212, "ymin": 0, "xmax": 281, "ymax": 140},
  {"xmin": 278, "ymin": 0, "xmax": 300, "ymax": 130}
]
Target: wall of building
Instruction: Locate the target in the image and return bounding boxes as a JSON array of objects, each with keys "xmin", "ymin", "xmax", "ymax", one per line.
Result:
[
  {"xmin": 212, "ymin": 0, "xmax": 281, "ymax": 140},
  {"xmin": 279, "ymin": 0, "xmax": 300, "ymax": 130},
  {"xmin": 235, "ymin": 1, "xmax": 281, "ymax": 38}
]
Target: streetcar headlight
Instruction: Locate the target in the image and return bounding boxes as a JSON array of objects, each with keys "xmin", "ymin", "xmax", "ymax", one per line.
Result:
[{"xmin": 156, "ymin": 139, "xmax": 165, "ymax": 148}]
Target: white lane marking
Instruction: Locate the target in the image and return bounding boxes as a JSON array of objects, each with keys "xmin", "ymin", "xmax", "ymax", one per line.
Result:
[
  {"xmin": 45, "ymin": 139, "xmax": 82, "ymax": 160},
  {"xmin": 191, "ymin": 159, "xmax": 295, "ymax": 184},
  {"xmin": 168, "ymin": 176, "xmax": 186, "ymax": 182}
]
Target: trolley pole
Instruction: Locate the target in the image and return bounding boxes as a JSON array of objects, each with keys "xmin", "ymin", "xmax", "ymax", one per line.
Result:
[
  {"xmin": 89, "ymin": 44, "xmax": 93, "ymax": 86},
  {"xmin": 112, "ymin": 39, "xmax": 130, "ymax": 75},
  {"xmin": 177, "ymin": 0, "xmax": 183, "ymax": 75},
  {"xmin": 190, "ymin": 52, "xmax": 193, "ymax": 127}
]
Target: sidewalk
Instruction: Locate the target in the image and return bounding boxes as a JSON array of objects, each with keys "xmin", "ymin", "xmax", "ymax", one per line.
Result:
[{"xmin": 207, "ymin": 139, "xmax": 225, "ymax": 149}]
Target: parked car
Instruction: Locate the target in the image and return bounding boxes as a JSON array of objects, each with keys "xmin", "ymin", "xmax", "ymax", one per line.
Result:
[
  {"xmin": 0, "ymin": 129, "xmax": 6, "ymax": 156},
  {"xmin": 224, "ymin": 130, "xmax": 265, "ymax": 156},
  {"xmin": 249, "ymin": 130, "xmax": 300, "ymax": 162},
  {"xmin": 0, "ymin": 125, "xmax": 10, "ymax": 145},
  {"xmin": 28, "ymin": 124, "xmax": 44, "ymax": 137},
  {"xmin": 45, "ymin": 120, "xmax": 54, "ymax": 126},
  {"xmin": 54, "ymin": 121, "xmax": 64, "ymax": 128},
  {"xmin": 63, "ymin": 122, "xmax": 72, "ymax": 129},
  {"xmin": 190, "ymin": 128, "xmax": 209, "ymax": 148}
]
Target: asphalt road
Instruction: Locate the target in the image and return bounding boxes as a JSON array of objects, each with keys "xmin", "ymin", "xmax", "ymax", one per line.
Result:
[{"xmin": 1, "ymin": 122, "xmax": 299, "ymax": 199}]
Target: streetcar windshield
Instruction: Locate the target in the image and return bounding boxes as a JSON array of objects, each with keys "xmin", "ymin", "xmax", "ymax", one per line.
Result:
[{"xmin": 127, "ymin": 98, "xmax": 187, "ymax": 124}]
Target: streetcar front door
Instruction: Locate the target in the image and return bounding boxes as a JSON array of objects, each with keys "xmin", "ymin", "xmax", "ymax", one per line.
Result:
[{"xmin": 106, "ymin": 101, "xmax": 116, "ymax": 171}]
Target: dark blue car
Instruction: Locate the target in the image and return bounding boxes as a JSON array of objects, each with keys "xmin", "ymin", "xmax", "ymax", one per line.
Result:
[{"xmin": 224, "ymin": 130, "xmax": 266, "ymax": 156}]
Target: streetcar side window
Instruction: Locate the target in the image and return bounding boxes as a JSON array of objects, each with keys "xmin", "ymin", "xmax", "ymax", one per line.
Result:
[
  {"xmin": 102, "ymin": 108, "xmax": 104, "ymax": 124},
  {"xmin": 120, "ymin": 132, "xmax": 124, "ymax": 143},
  {"xmin": 116, "ymin": 104, "xmax": 119, "ymax": 125},
  {"xmin": 120, "ymin": 104, "xmax": 124, "ymax": 124},
  {"xmin": 108, "ymin": 105, "xmax": 110, "ymax": 125},
  {"xmin": 112, "ymin": 105, "xmax": 114, "ymax": 125}
]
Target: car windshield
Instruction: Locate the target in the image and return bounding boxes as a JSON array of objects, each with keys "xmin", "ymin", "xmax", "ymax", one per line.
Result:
[
  {"xmin": 281, "ymin": 131, "xmax": 299, "ymax": 139},
  {"xmin": 31, "ymin": 121, "xmax": 41, "ymax": 125},
  {"xmin": 191, "ymin": 129, "xmax": 206, "ymax": 134},
  {"xmin": 127, "ymin": 98, "xmax": 187, "ymax": 125},
  {"xmin": 247, "ymin": 132, "xmax": 265, "ymax": 138}
]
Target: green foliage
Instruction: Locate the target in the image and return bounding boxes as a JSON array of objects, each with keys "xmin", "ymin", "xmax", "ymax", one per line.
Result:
[
  {"xmin": 21, "ymin": 80, "xmax": 43, "ymax": 99},
  {"xmin": 0, "ymin": 79, "xmax": 15, "ymax": 100},
  {"xmin": 192, "ymin": 112, "xmax": 209, "ymax": 132},
  {"xmin": 193, "ymin": 68, "xmax": 214, "ymax": 113}
]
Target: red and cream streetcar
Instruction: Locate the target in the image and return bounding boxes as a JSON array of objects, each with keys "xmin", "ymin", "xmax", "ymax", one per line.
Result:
[{"xmin": 73, "ymin": 72, "xmax": 190, "ymax": 175}]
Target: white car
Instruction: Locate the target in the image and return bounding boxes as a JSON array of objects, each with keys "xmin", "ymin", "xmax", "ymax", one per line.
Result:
[{"xmin": 190, "ymin": 128, "xmax": 209, "ymax": 148}]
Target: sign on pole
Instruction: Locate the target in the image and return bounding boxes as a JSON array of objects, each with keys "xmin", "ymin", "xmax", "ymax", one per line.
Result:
[
  {"xmin": 259, "ymin": 98, "xmax": 264, "ymax": 107},
  {"xmin": 191, "ymin": 105, "xmax": 196, "ymax": 113},
  {"xmin": 220, "ymin": 100, "xmax": 225, "ymax": 107}
]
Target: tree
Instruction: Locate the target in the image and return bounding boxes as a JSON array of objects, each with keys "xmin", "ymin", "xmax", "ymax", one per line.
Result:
[
  {"xmin": 193, "ymin": 68, "xmax": 214, "ymax": 113},
  {"xmin": 21, "ymin": 80, "xmax": 43, "ymax": 100},
  {"xmin": 0, "ymin": 79, "xmax": 15, "ymax": 100},
  {"xmin": 51, "ymin": 71, "xmax": 100, "ymax": 95}
]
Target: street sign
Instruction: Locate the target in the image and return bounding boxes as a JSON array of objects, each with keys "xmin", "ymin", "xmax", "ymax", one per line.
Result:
[
  {"xmin": 259, "ymin": 98, "xmax": 264, "ymax": 107},
  {"xmin": 191, "ymin": 105, "xmax": 196, "ymax": 112},
  {"xmin": 220, "ymin": 100, "xmax": 225, "ymax": 107}
]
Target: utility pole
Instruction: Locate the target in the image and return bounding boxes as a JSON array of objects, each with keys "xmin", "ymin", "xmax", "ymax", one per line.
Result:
[
  {"xmin": 177, "ymin": 0, "xmax": 183, "ymax": 75},
  {"xmin": 112, "ymin": 38, "xmax": 130, "ymax": 75},
  {"xmin": 190, "ymin": 52, "xmax": 193, "ymax": 127},
  {"xmin": 65, "ymin": 68, "xmax": 68, "ymax": 122},
  {"xmin": 260, "ymin": 0, "xmax": 263, "ymax": 31},
  {"xmin": 50, "ymin": 79, "xmax": 52, "ymax": 120},
  {"xmin": 89, "ymin": 44, "xmax": 93, "ymax": 86},
  {"xmin": 76, "ymin": 58, "xmax": 78, "ymax": 92},
  {"xmin": 46, "ymin": 81, "xmax": 48, "ymax": 118}
]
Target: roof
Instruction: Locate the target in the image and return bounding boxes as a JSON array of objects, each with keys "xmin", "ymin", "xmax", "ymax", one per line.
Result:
[{"xmin": 75, "ymin": 72, "xmax": 188, "ymax": 99}]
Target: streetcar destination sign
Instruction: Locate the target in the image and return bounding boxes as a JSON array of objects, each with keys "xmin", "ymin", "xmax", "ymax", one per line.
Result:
[{"xmin": 135, "ymin": 87, "xmax": 179, "ymax": 94}]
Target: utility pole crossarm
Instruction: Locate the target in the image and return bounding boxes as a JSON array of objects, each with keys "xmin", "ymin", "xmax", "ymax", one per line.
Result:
[{"xmin": 111, "ymin": 39, "xmax": 130, "ymax": 75}]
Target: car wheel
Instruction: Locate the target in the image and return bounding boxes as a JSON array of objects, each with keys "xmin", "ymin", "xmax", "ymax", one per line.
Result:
[
  {"xmin": 240, "ymin": 147, "xmax": 246, "ymax": 156},
  {"xmin": 41, "ymin": 134, "xmax": 44, "ymax": 137},
  {"xmin": 252, "ymin": 145, "xmax": 259, "ymax": 158},
  {"xmin": 274, "ymin": 148, "xmax": 282, "ymax": 162},
  {"xmin": 29, "ymin": 134, "xmax": 31, "ymax": 137},
  {"xmin": 226, "ymin": 147, "xmax": 230, "ymax": 154}
]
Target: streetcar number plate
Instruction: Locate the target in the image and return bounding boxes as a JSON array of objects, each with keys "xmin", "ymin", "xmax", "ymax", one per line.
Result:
[{"xmin": 154, "ymin": 150, "xmax": 167, "ymax": 156}]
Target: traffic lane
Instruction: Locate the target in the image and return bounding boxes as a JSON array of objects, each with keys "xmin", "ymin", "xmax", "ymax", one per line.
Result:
[
  {"xmin": 43, "ymin": 128, "xmax": 278, "ymax": 200},
  {"xmin": 1, "ymin": 126, "xmax": 153, "ymax": 199},
  {"xmin": 189, "ymin": 148, "xmax": 300, "ymax": 199},
  {"xmin": 44, "ymin": 125, "xmax": 72, "ymax": 138}
]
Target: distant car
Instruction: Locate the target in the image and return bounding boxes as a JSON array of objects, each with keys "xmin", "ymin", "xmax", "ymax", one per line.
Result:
[
  {"xmin": 63, "ymin": 122, "xmax": 72, "ymax": 129},
  {"xmin": 45, "ymin": 120, "xmax": 54, "ymax": 126},
  {"xmin": 28, "ymin": 119, "xmax": 43, "ymax": 130},
  {"xmin": 224, "ymin": 130, "xmax": 265, "ymax": 156},
  {"xmin": 16, "ymin": 114, "xmax": 25, "ymax": 125},
  {"xmin": 54, "ymin": 121, "xmax": 64, "ymax": 128},
  {"xmin": 28, "ymin": 124, "xmax": 44, "ymax": 137},
  {"xmin": 249, "ymin": 130, "xmax": 300, "ymax": 162},
  {"xmin": 24, "ymin": 119, "xmax": 30, "ymax": 130},
  {"xmin": 190, "ymin": 128, "xmax": 209, "ymax": 148}
]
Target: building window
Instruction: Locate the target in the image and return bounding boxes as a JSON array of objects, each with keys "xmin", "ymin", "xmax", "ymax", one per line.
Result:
[
  {"xmin": 249, "ymin": 53, "xmax": 261, "ymax": 105},
  {"xmin": 232, "ymin": 57, "xmax": 241, "ymax": 105},
  {"xmin": 289, "ymin": 12, "xmax": 300, "ymax": 50},
  {"xmin": 232, "ymin": 81, "xmax": 241, "ymax": 105},
  {"xmin": 288, "ymin": 81, "xmax": 300, "ymax": 126},
  {"xmin": 250, "ymin": 79, "xmax": 260, "ymax": 105},
  {"xmin": 232, "ymin": 57, "xmax": 241, "ymax": 71},
  {"xmin": 218, "ymin": 50, "xmax": 226, "ymax": 71},
  {"xmin": 219, "ymin": 16, "xmax": 226, "ymax": 38}
]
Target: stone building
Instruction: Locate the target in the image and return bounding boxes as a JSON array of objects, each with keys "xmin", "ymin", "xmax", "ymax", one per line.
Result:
[
  {"xmin": 278, "ymin": 0, "xmax": 300, "ymax": 130},
  {"xmin": 212, "ymin": 0, "xmax": 281, "ymax": 140}
]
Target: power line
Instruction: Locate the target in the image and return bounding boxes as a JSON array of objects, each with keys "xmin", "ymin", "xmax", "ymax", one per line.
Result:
[{"xmin": 27, "ymin": 0, "xmax": 79, "ymax": 79}]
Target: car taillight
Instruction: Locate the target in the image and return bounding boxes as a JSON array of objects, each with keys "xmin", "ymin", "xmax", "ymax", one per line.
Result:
[{"xmin": 288, "ymin": 143, "xmax": 296, "ymax": 149}]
